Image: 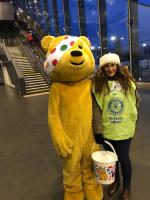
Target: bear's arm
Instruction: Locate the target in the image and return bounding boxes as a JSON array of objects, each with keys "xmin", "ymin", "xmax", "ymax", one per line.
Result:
[{"xmin": 48, "ymin": 84, "xmax": 73, "ymax": 157}]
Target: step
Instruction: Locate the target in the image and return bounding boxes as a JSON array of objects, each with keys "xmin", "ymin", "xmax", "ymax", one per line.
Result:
[
  {"xmin": 22, "ymin": 70, "xmax": 40, "ymax": 73},
  {"xmin": 24, "ymin": 77, "xmax": 45, "ymax": 81},
  {"xmin": 26, "ymin": 87, "xmax": 49, "ymax": 92},
  {"xmin": 23, "ymin": 72, "xmax": 41, "ymax": 75},
  {"xmin": 20, "ymin": 68, "xmax": 39, "ymax": 71},
  {"xmin": 25, "ymin": 77, "xmax": 46, "ymax": 83},
  {"xmin": 26, "ymin": 82, "xmax": 48, "ymax": 86},
  {"xmin": 13, "ymin": 56, "xmax": 28, "ymax": 60},
  {"xmin": 25, "ymin": 79, "xmax": 46, "ymax": 83},
  {"xmin": 24, "ymin": 74, "xmax": 43, "ymax": 78},
  {"xmin": 26, "ymin": 87, "xmax": 50, "ymax": 92},
  {"xmin": 26, "ymin": 84, "xmax": 49, "ymax": 89},
  {"xmin": 19, "ymin": 66, "xmax": 35, "ymax": 70},
  {"xmin": 25, "ymin": 81, "xmax": 48, "ymax": 85},
  {"xmin": 13, "ymin": 57, "xmax": 27, "ymax": 60},
  {"xmin": 14, "ymin": 60, "xmax": 29, "ymax": 63},
  {"xmin": 18, "ymin": 65, "xmax": 32, "ymax": 68},
  {"xmin": 18, "ymin": 64, "xmax": 32, "ymax": 67},
  {"xmin": 25, "ymin": 89, "xmax": 49, "ymax": 95}
]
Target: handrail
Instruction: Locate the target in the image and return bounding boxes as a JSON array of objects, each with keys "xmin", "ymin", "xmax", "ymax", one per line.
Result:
[{"xmin": 3, "ymin": 45, "xmax": 12, "ymax": 61}]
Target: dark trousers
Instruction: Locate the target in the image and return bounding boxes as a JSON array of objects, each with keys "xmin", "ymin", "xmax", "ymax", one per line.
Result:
[{"xmin": 103, "ymin": 138, "xmax": 132, "ymax": 190}]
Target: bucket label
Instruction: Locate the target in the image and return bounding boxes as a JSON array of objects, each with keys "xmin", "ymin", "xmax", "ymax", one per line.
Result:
[{"xmin": 94, "ymin": 164, "xmax": 116, "ymax": 182}]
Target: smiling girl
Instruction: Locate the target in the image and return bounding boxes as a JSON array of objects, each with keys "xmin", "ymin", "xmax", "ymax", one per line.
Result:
[{"xmin": 92, "ymin": 53, "xmax": 140, "ymax": 200}]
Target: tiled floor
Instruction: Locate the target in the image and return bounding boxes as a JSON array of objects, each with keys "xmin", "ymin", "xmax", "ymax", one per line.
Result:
[{"xmin": 0, "ymin": 86, "xmax": 150, "ymax": 200}]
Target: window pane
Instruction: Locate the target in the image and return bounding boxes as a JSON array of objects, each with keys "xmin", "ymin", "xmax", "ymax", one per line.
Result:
[
  {"xmin": 26, "ymin": 0, "xmax": 35, "ymax": 19},
  {"xmin": 68, "ymin": 0, "xmax": 80, "ymax": 36},
  {"xmin": 84, "ymin": 0, "xmax": 101, "ymax": 65},
  {"xmin": 106, "ymin": 0, "xmax": 129, "ymax": 64},
  {"xmin": 40, "ymin": 0, "xmax": 47, "ymax": 32},
  {"xmin": 47, "ymin": 0, "xmax": 55, "ymax": 35},
  {"xmin": 56, "ymin": 0, "xmax": 65, "ymax": 35},
  {"xmin": 138, "ymin": 2, "xmax": 150, "ymax": 81},
  {"xmin": 138, "ymin": 0, "xmax": 150, "ymax": 6}
]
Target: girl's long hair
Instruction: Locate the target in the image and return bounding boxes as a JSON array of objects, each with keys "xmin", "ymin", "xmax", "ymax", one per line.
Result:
[{"xmin": 95, "ymin": 65, "xmax": 136, "ymax": 95}]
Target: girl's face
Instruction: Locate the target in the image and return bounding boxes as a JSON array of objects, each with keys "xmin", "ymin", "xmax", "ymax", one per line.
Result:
[{"xmin": 103, "ymin": 63, "xmax": 117, "ymax": 77}]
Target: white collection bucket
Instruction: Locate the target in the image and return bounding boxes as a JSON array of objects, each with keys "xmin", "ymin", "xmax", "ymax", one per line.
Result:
[{"xmin": 92, "ymin": 141, "xmax": 118, "ymax": 185}]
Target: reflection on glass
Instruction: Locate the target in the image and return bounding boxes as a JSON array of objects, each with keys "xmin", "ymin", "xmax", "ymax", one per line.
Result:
[
  {"xmin": 56, "ymin": 0, "xmax": 65, "ymax": 35},
  {"xmin": 106, "ymin": 0, "xmax": 129, "ymax": 64},
  {"xmin": 138, "ymin": 0, "xmax": 150, "ymax": 6},
  {"xmin": 138, "ymin": 2, "xmax": 150, "ymax": 81},
  {"xmin": 47, "ymin": 0, "xmax": 55, "ymax": 35},
  {"xmin": 84, "ymin": 0, "xmax": 100, "ymax": 65},
  {"xmin": 13, "ymin": 0, "xmax": 150, "ymax": 82},
  {"xmin": 69, "ymin": 0, "xmax": 80, "ymax": 36}
]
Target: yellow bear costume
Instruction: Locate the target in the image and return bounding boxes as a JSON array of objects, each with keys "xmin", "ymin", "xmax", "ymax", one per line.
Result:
[{"xmin": 41, "ymin": 35, "xmax": 103, "ymax": 200}]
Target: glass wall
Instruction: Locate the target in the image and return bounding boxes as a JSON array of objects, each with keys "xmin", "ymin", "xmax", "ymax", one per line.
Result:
[
  {"xmin": 34, "ymin": 1, "xmax": 42, "ymax": 26},
  {"xmin": 13, "ymin": 0, "xmax": 150, "ymax": 81},
  {"xmin": 56, "ymin": 0, "xmax": 65, "ymax": 35},
  {"xmin": 47, "ymin": 0, "xmax": 55, "ymax": 35},
  {"xmin": 26, "ymin": 0, "xmax": 36, "ymax": 20},
  {"xmin": 106, "ymin": 0, "xmax": 129, "ymax": 65},
  {"xmin": 68, "ymin": 0, "xmax": 80, "ymax": 36},
  {"xmin": 138, "ymin": 1, "xmax": 150, "ymax": 81},
  {"xmin": 138, "ymin": 0, "xmax": 150, "ymax": 6},
  {"xmin": 39, "ymin": 0, "xmax": 47, "ymax": 32},
  {"xmin": 84, "ymin": 0, "xmax": 101, "ymax": 66}
]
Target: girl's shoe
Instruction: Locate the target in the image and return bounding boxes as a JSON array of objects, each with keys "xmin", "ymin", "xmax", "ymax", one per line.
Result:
[{"xmin": 119, "ymin": 188, "xmax": 131, "ymax": 200}]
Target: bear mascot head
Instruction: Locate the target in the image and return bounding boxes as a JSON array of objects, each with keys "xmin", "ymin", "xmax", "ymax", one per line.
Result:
[
  {"xmin": 41, "ymin": 35, "xmax": 95, "ymax": 82},
  {"xmin": 41, "ymin": 35, "xmax": 103, "ymax": 200}
]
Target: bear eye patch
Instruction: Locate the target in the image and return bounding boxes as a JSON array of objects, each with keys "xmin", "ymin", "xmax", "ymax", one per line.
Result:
[{"xmin": 60, "ymin": 45, "xmax": 68, "ymax": 51}]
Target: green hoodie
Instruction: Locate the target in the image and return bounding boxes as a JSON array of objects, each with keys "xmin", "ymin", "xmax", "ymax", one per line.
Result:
[{"xmin": 93, "ymin": 81, "xmax": 137, "ymax": 140}]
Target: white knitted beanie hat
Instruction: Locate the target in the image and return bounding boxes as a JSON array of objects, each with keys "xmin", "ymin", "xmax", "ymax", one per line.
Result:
[{"xmin": 99, "ymin": 53, "xmax": 121, "ymax": 68}]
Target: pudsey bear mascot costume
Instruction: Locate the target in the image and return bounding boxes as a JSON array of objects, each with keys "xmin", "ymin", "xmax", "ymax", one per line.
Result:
[{"xmin": 41, "ymin": 35, "xmax": 103, "ymax": 200}]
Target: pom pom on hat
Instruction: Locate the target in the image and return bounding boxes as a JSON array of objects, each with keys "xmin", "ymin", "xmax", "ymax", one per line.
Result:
[{"xmin": 99, "ymin": 53, "xmax": 121, "ymax": 68}]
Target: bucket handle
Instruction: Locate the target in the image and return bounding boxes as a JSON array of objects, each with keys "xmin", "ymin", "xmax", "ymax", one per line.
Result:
[{"xmin": 104, "ymin": 140, "xmax": 117, "ymax": 155}]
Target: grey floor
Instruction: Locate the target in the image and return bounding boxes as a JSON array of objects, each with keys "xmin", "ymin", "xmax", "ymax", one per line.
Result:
[{"xmin": 0, "ymin": 86, "xmax": 150, "ymax": 200}]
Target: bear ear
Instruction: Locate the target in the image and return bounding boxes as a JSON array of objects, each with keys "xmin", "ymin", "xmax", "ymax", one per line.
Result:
[
  {"xmin": 41, "ymin": 36, "xmax": 55, "ymax": 51},
  {"xmin": 79, "ymin": 36, "xmax": 91, "ymax": 48}
]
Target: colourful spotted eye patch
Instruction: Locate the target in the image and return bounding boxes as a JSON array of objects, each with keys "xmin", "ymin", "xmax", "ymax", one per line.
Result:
[{"xmin": 44, "ymin": 36, "xmax": 78, "ymax": 74}]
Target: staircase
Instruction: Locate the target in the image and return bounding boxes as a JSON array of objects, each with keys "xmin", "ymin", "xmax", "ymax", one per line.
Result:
[{"xmin": 7, "ymin": 46, "xmax": 50, "ymax": 95}]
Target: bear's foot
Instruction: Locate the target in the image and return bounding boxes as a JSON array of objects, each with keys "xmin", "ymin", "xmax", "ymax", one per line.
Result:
[
  {"xmin": 64, "ymin": 190, "xmax": 84, "ymax": 200},
  {"xmin": 84, "ymin": 184, "xmax": 103, "ymax": 200}
]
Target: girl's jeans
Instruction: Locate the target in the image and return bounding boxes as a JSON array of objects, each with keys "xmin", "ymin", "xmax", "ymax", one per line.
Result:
[{"xmin": 103, "ymin": 138, "xmax": 132, "ymax": 190}]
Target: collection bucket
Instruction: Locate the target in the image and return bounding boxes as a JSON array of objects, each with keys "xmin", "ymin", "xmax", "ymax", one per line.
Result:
[{"xmin": 92, "ymin": 141, "xmax": 118, "ymax": 185}]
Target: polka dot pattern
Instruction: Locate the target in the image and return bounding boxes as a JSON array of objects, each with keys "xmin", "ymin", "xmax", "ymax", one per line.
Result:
[
  {"xmin": 64, "ymin": 35, "xmax": 68, "ymax": 39},
  {"xmin": 61, "ymin": 45, "xmax": 68, "ymax": 51},
  {"xmin": 44, "ymin": 36, "xmax": 78, "ymax": 72},
  {"xmin": 70, "ymin": 41, "xmax": 75, "ymax": 46},
  {"xmin": 52, "ymin": 59, "xmax": 58, "ymax": 66},
  {"xmin": 51, "ymin": 48, "xmax": 56, "ymax": 54}
]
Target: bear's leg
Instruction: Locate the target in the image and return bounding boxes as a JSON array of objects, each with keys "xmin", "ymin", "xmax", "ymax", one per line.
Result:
[
  {"xmin": 82, "ymin": 168, "xmax": 103, "ymax": 200},
  {"xmin": 63, "ymin": 147, "xmax": 84, "ymax": 200},
  {"xmin": 82, "ymin": 142, "xmax": 103, "ymax": 200}
]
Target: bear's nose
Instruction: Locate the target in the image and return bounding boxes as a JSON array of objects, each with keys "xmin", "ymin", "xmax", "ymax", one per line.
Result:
[{"xmin": 71, "ymin": 50, "xmax": 83, "ymax": 57}]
